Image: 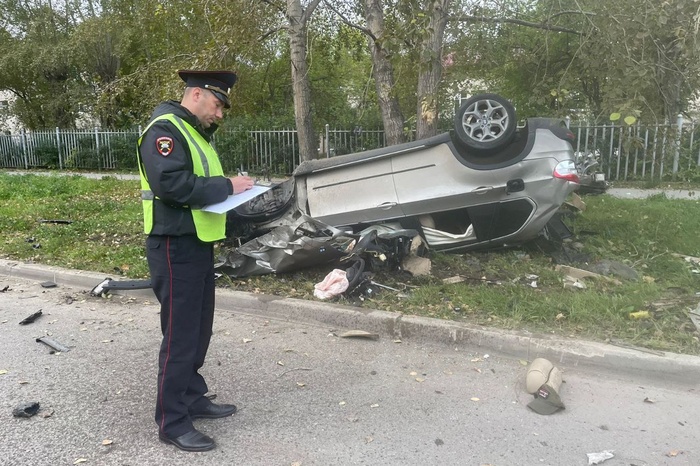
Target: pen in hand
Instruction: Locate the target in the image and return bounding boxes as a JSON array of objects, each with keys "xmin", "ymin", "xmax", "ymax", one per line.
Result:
[{"xmin": 230, "ymin": 172, "xmax": 254, "ymax": 194}]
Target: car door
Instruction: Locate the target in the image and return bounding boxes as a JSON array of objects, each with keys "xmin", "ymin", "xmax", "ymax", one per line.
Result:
[
  {"xmin": 391, "ymin": 142, "xmax": 504, "ymax": 216},
  {"xmin": 304, "ymin": 157, "xmax": 403, "ymax": 226}
]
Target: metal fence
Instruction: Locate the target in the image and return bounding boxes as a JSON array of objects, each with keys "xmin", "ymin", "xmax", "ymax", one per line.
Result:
[
  {"xmin": 1, "ymin": 117, "xmax": 699, "ymax": 181},
  {"xmin": 0, "ymin": 128, "xmax": 139, "ymax": 171},
  {"xmin": 567, "ymin": 115, "xmax": 700, "ymax": 182}
]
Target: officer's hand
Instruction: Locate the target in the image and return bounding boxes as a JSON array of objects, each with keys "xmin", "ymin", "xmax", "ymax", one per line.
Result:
[{"xmin": 230, "ymin": 176, "xmax": 254, "ymax": 194}]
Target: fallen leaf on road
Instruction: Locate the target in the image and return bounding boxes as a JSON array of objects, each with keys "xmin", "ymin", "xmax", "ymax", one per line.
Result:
[
  {"xmin": 296, "ymin": 382, "xmax": 306, "ymax": 387},
  {"xmin": 102, "ymin": 439, "xmax": 113, "ymax": 446},
  {"xmin": 519, "ymin": 360, "xmax": 528, "ymax": 366},
  {"xmin": 393, "ymin": 339, "xmax": 402, "ymax": 343},
  {"xmin": 40, "ymin": 409, "xmax": 54, "ymax": 418},
  {"xmin": 643, "ymin": 397, "xmax": 655, "ymax": 403},
  {"xmin": 73, "ymin": 460, "xmax": 87, "ymax": 465},
  {"xmin": 339, "ymin": 330, "xmax": 379, "ymax": 340},
  {"xmin": 101, "ymin": 339, "xmax": 113, "ymax": 343},
  {"xmin": 0, "ymin": 370, "xmax": 7, "ymax": 375},
  {"xmin": 19, "ymin": 380, "xmax": 29, "ymax": 384},
  {"xmin": 243, "ymin": 338, "xmax": 252, "ymax": 343},
  {"xmin": 667, "ymin": 450, "xmax": 682, "ymax": 457},
  {"xmin": 365, "ymin": 436, "xmax": 374, "ymax": 444},
  {"xmin": 277, "ymin": 361, "xmax": 285, "ymax": 366},
  {"xmin": 415, "ymin": 378, "xmax": 425, "ymax": 383},
  {"xmin": 470, "ymin": 358, "xmax": 482, "ymax": 362}
]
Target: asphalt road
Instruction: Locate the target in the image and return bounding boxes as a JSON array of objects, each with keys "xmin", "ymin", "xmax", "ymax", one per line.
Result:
[{"xmin": 1, "ymin": 275, "xmax": 698, "ymax": 466}]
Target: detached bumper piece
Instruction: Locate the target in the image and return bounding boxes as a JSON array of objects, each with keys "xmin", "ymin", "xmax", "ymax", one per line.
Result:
[
  {"xmin": 36, "ymin": 336, "xmax": 71, "ymax": 353},
  {"xmin": 90, "ymin": 277, "xmax": 152, "ymax": 297}
]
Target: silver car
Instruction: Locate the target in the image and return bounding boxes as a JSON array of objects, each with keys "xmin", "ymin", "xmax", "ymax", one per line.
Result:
[{"xmin": 229, "ymin": 94, "xmax": 579, "ymax": 252}]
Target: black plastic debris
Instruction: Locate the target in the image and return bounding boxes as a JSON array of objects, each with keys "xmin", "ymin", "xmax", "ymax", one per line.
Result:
[
  {"xmin": 1, "ymin": 285, "xmax": 9, "ymax": 292},
  {"xmin": 19, "ymin": 310, "xmax": 42, "ymax": 325},
  {"xmin": 36, "ymin": 336, "xmax": 71, "ymax": 353},
  {"xmin": 40, "ymin": 281, "xmax": 57, "ymax": 288},
  {"xmin": 13, "ymin": 402, "xmax": 40, "ymax": 418},
  {"xmin": 39, "ymin": 219, "xmax": 73, "ymax": 224}
]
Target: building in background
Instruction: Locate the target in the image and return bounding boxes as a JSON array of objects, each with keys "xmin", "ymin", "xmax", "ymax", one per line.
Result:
[{"xmin": 0, "ymin": 90, "xmax": 20, "ymax": 134}]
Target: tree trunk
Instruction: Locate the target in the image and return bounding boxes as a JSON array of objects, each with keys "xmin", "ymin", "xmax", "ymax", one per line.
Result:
[
  {"xmin": 416, "ymin": 0, "xmax": 451, "ymax": 140},
  {"xmin": 287, "ymin": 0, "xmax": 319, "ymax": 162},
  {"xmin": 363, "ymin": 0, "xmax": 405, "ymax": 146}
]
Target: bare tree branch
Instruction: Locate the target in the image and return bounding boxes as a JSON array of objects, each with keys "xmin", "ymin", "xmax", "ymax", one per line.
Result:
[
  {"xmin": 259, "ymin": 26, "xmax": 285, "ymax": 41},
  {"xmin": 323, "ymin": 0, "xmax": 376, "ymax": 40},
  {"xmin": 301, "ymin": 0, "xmax": 323, "ymax": 24}
]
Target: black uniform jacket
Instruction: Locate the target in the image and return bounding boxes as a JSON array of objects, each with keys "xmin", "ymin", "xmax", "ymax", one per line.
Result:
[{"xmin": 139, "ymin": 101, "xmax": 233, "ymax": 238}]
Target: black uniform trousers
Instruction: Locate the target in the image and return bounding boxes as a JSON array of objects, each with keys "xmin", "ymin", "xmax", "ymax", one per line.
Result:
[{"xmin": 146, "ymin": 234, "xmax": 216, "ymax": 437}]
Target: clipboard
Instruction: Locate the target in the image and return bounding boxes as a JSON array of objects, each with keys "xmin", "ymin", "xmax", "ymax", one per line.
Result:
[{"xmin": 201, "ymin": 185, "xmax": 272, "ymax": 214}]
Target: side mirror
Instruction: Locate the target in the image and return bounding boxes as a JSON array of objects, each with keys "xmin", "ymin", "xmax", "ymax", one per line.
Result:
[{"xmin": 506, "ymin": 179, "xmax": 524, "ymax": 193}]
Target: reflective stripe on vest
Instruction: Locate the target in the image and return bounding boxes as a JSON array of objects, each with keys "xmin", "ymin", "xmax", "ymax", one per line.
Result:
[{"xmin": 137, "ymin": 114, "xmax": 226, "ymax": 242}]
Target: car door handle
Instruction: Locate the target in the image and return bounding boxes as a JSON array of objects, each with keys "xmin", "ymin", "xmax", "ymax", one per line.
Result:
[
  {"xmin": 471, "ymin": 186, "xmax": 494, "ymax": 194},
  {"xmin": 377, "ymin": 201, "xmax": 397, "ymax": 209}
]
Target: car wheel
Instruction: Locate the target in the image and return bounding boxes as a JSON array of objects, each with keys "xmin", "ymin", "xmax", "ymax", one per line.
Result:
[{"xmin": 454, "ymin": 93, "xmax": 516, "ymax": 152}]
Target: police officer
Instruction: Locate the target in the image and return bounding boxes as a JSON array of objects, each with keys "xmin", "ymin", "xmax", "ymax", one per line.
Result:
[{"xmin": 137, "ymin": 69, "xmax": 254, "ymax": 452}]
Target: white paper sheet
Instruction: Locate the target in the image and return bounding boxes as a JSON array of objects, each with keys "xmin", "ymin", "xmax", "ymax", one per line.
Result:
[{"xmin": 200, "ymin": 185, "xmax": 272, "ymax": 214}]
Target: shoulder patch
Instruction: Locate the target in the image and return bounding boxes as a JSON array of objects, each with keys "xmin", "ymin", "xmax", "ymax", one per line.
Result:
[{"xmin": 156, "ymin": 136, "xmax": 174, "ymax": 156}]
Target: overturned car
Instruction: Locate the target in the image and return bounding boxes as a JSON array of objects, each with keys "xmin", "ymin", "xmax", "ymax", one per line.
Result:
[
  {"xmin": 219, "ymin": 94, "xmax": 581, "ymax": 279},
  {"xmin": 227, "ymin": 94, "xmax": 579, "ymax": 257}
]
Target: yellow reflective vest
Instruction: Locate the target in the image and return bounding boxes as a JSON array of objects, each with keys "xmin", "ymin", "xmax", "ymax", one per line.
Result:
[{"xmin": 137, "ymin": 114, "xmax": 226, "ymax": 242}]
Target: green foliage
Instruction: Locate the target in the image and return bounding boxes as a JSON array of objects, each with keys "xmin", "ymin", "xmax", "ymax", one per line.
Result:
[
  {"xmin": 33, "ymin": 142, "xmax": 60, "ymax": 168},
  {"xmin": 63, "ymin": 136, "xmax": 100, "ymax": 169},
  {"xmin": 444, "ymin": 0, "xmax": 700, "ymax": 123},
  {"xmin": 0, "ymin": 0, "xmax": 699, "ymax": 135},
  {"xmin": 0, "ymin": 1, "xmax": 88, "ymax": 129},
  {"xmin": 108, "ymin": 133, "xmax": 139, "ymax": 170}
]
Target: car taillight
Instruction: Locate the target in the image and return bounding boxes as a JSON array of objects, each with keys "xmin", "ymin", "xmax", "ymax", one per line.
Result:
[{"xmin": 553, "ymin": 160, "xmax": 579, "ymax": 183}]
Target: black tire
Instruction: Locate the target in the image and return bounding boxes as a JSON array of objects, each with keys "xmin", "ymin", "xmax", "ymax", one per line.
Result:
[{"xmin": 454, "ymin": 93, "xmax": 517, "ymax": 152}]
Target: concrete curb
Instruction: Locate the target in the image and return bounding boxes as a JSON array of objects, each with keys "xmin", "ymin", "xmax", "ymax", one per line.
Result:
[{"xmin": 2, "ymin": 258, "xmax": 699, "ymax": 386}]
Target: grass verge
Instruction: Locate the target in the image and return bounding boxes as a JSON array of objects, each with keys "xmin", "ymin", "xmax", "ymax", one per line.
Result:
[{"xmin": 1, "ymin": 173, "xmax": 699, "ymax": 354}]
